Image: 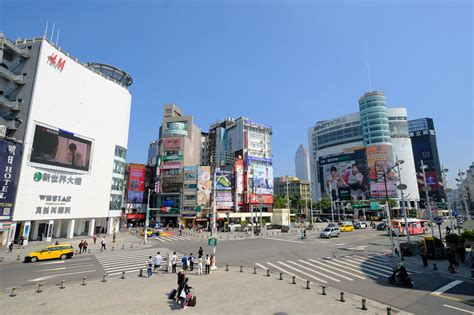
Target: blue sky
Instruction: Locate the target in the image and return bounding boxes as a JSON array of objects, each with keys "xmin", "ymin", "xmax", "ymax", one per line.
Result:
[{"xmin": 2, "ymin": 0, "xmax": 472, "ymax": 184}]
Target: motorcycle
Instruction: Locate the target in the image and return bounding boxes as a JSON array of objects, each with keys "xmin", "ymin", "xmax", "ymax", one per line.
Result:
[{"xmin": 388, "ymin": 271, "xmax": 414, "ymax": 288}]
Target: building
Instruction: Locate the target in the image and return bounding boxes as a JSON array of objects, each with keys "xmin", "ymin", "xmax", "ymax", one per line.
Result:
[
  {"xmin": 274, "ymin": 176, "xmax": 311, "ymax": 211},
  {"xmin": 295, "ymin": 144, "xmax": 310, "ymax": 181},
  {"xmin": 0, "ymin": 33, "xmax": 132, "ymax": 246},
  {"xmin": 408, "ymin": 118, "xmax": 445, "ymax": 205},
  {"xmin": 308, "ymin": 91, "xmax": 420, "ymax": 217},
  {"xmin": 461, "ymin": 163, "xmax": 473, "ymax": 214}
]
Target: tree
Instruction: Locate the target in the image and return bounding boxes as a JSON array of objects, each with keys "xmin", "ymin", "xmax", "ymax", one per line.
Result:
[
  {"xmin": 273, "ymin": 195, "xmax": 287, "ymax": 208},
  {"xmin": 387, "ymin": 198, "xmax": 398, "ymax": 209},
  {"xmin": 320, "ymin": 198, "xmax": 331, "ymax": 210}
]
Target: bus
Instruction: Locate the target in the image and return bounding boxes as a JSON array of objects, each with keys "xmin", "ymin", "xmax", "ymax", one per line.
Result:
[{"xmin": 390, "ymin": 218, "xmax": 427, "ymax": 236}]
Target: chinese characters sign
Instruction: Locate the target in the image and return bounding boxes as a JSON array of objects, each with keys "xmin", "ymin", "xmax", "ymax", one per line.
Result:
[{"xmin": 33, "ymin": 171, "xmax": 82, "ymax": 185}]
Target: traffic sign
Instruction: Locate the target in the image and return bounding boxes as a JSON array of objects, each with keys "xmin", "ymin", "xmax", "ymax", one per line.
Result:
[
  {"xmin": 208, "ymin": 237, "xmax": 218, "ymax": 247},
  {"xmin": 433, "ymin": 216, "xmax": 444, "ymax": 225},
  {"xmin": 452, "ymin": 209, "xmax": 460, "ymax": 217},
  {"xmin": 370, "ymin": 202, "xmax": 380, "ymax": 210}
]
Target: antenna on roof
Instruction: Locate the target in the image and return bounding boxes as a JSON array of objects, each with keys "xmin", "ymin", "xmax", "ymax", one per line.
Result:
[
  {"xmin": 43, "ymin": 21, "xmax": 49, "ymax": 39},
  {"xmin": 366, "ymin": 63, "xmax": 373, "ymax": 92},
  {"xmin": 50, "ymin": 23, "xmax": 55, "ymax": 42},
  {"xmin": 56, "ymin": 29, "xmax": 60, "ymax": 46}
]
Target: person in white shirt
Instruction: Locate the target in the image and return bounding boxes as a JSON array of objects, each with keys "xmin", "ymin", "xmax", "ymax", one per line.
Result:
[
  {"xmin": 197, "ymin": 256, "xmax": 203, "ymax": 275},
  {"xmin": 154, "ymin": 251, "xmax": 162, "ymax": 273},
  {"xmin": 171, "ymin": 251, "xmax": 178, "ymax": 273},
  {"xmin": 205, "ymin": 254, "xmax": 211, "ymax": 274}
]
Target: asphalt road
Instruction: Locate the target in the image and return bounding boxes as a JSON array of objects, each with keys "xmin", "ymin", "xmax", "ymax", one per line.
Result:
[{"xmin": 1, "ymin": 228, "xmax": 473, "ymax": 314}]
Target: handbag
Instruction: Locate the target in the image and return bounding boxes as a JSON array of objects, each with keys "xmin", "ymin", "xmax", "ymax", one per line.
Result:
[{"xmin": 179, "ymin": 290, "xmax": 187, "ymax": 299}]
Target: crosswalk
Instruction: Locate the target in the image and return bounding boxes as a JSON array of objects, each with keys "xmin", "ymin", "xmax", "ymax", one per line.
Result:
[
  {"xmin": 255, "ymin": 254, "xmax": 420, "ymax": 285},
  {"xmin": 96, "ymin": 250, "xmax": 184, "ymax": 276},
  {"xmin": 153, "ymin": 235, "xmax": 194, "ymax": 243},
  {"xmin": 28, "ymin": 257, "xmax": 97, "ymax": 282}
]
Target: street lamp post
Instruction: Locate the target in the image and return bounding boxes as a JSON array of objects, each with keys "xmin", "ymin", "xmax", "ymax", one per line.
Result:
[
  {"xmin": 144, "ymin": 189, "xmax": 155, "ymax": 245},
  {"xmin": 395, "ymin": 158, "xmax": 410, "ymax": 243},
  {"xmin": 441, "ymin": 167, "xmax": 454, "ymax": 229},
  {"xmin": 327, "ymin": 183, "xmax": 335, "ymax": 223},
  {"xmin": 456, "ymin": 170, "xmax": 471, "ymax": 221},
  {"xmin": 309, "ymin": 182, "xmax": 314, "ymax": 228},
  {"xmin": 420, "ymin": 160, "xmax": 435, "ymax": 237}
]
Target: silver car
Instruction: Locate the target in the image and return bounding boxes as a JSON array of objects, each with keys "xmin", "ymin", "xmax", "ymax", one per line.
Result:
[{"xmin": 320, "ymin": 227, "xmax": 340, "ymax": 238}]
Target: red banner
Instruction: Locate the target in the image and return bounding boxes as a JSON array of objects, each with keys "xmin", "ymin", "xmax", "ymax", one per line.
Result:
[
  {"xmin": 245, "ymin": 194, "xmax": 273, "ymax": 204},
  {"xmin": 126, "ymin": 213, "xmax": 145, "ymax": 220}
]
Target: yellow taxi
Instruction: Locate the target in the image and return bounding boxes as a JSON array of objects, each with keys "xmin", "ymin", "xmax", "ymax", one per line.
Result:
[
  {"xmin": 339, "ymin": 223, "xmax": 354, "ymax": 232},
  {"xmin": 140, "ymin": 228, "xmax": 161, "ymax": 237},
  {"xmin": 25, "ymin": 244, "xmax": 74, "ymax": 263}
]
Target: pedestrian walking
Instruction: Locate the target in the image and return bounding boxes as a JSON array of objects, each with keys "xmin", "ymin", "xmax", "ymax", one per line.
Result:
[
  {"xmin": 447, "ymin": 249, "xmax": 458, "ymax": 273},
  {"xmin": 100, "ymin": 237, "xmax": 106, "ymax": 251},
  {"xmin": 182, "ymin": 254, "xmax": 188, "ymax": 271},
  {"xmin": 78, "ymin": 240, "xmax": 84, "ymax": 254},
  {"xmin": 8, "ymin": 241, "xmax": 13, "ymax": 253},
  {"xmin": 146, "ymin": 256, "xmax": 153, "ymax": 277},
  {"xmin": 154, "ymin": 251, "xmax": 162, "ymax": 273},
  {"xmin": 189, "ymin": 253, "xmax": 194, "ymax": 271},
  {"xmin": 171, "ymin": 251, "xmax": 178, "ymax": 273},
  {"xmin": 113, "ymin": 232, "xmax": 116, "ymax": 243},
  {"xmin": 93, "ymin": 234, "xmax": 97, "ymax": 245},
  {"xmin": 83, "ymin": 240, "xmax": 88, "ymax": 253},
  {"xmin": 456, "ymin": 244, "xmax": 466, "ymax": 263},
  {"xmin": 205, "ymin": 254, "xmax": 211, "ymax": 274},
  {"xmin": 198, "ymin": 246, "xmax": 203, "ymax": 258},
  {"xmin": 197, "ymin": 256, "xmax": 203, "ymax": 275}
]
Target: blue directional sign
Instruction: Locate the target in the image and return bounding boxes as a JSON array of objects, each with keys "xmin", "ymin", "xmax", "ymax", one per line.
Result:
[{"xmin": 452, "ymin": 208, "xmax": 459, "ymax": 217}]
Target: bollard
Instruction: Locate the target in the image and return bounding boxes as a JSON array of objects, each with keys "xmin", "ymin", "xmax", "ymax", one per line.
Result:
[
  {"xmin": 102, "ymin": 274, "xmax": 108, "ymax": 282},
  {"xmin": 122, "ymin": 245, "xmax": 125, "ymax": 250},
  {"xmin": 82, "ymin": 277, "xmax": 87, "ymax": 286},
  {"xmin": 10, "ymin": 287, "xmax": 16, "ymax": 297},
  {"xmin": 362, "ymin": 298, "xmax": 367, "ymax": 310},
  {"xmin": 279, "ymin": 272, "xmax": 283, "ymax": 280},
  {"xmin": 17, "ymin": 255, "xmax": 20, "ymax": 261},
  {"xmin": 253, "ymin": 267, "xmax": 257, "ymax": 274},
  {"xmin": 226, "ymin": 265, "xmax": 229, "ymax": 271},
  {"xmin": 321, "ymin": 285, "xmax": 326, "ymax": 295},
  {"xmin": 292, "ymin": 276, "xmax": 296, "ymax": 284},
  {"xmin": 37, "ymin": 283, "xmax": 43, "ymax": 293},
  {"xmin": 306, "ymin": 280, "xmax": 310, "ymax": 289},
  {"xmin": 267, "ymin": 269, "xmax": 270, "ymax": 277},
  {"xmin": 111, "ymin": 246, "xmax": 114, "ymax": 251},
  {"xmin": 433, "ymin": 263, "xmax": 438, "ymax": 270},
  {"xmin": 387, "ymin": 306, "xmax": 392, "ymax": 315},
  {"xmin": 130, "ymin": 244, "xmax": 133, "ymax": 248},
  {"xmin": 240, "ymin": 266, "xmax": 243, "ymax": 273},
  {"xmin": 139, "ymin": 269, "xmax": 143, "ymax": 277},
  {"xmin": 121, "ymin": 271, "xmax": 126, "ymax": 279},
  {"xmin": 340, "ymin": 291, "xmax": 345, "ymax": 302},
  {"xmin": 60, "ymin": 280, "xmax": 65, "ymax": 289}
]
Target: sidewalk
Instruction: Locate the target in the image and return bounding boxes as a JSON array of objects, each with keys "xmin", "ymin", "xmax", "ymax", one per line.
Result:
[
  {"xmin": 0, "ymin": 267, "xmax": 410, "ymax": 315},
  {"xmin": 0, "ymin": 230, "xmax": 149, "ymax": 265}
]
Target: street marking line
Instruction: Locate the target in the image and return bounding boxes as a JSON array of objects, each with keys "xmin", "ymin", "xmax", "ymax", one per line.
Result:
[
  {"xmin": 100, "ymin": 263, "xmax": 148, "ymax": 271},
  {"xmin": 431, "ymin": 280, "xmax": 463, "ymax": 296},
  {"xmin": 308, "ymin": 259, "xmax": 366, "ymax": 280},
  {"xmin": 328, "ymin": 243, "xmax": 347, "ymax": 247},
  {"xmin": 264, "ymin": 237, "xmax": 305, "ymax": 244},
  {"xmin": 298, "ymin": 260, "xmax": 354, "ymax": 281},
  {"xmin": 331, "ymin": 259, "xmax": 386, "ymax": 277},
  {"xmin": 287, "ymin": 261, "xmax": 341, "ymax": 282},
  {"xmin": 97, "ymin": 253, "xmax": 181, "ymax": 262},
  {"xmin": 37, "ymin": 261, "xmax": 65, "ymax": 265},
  {"xmin": 339, "ymin": 258, "xmax": 392, "ymax": 276},
  {"xmin": 37, "ymin": 264, "xmax": 95, "ymax": 272},
  {"xmin": 28, "ymin": 269, "xmax": 97, "ymax": 282},
  {"xmin": 154, "ymin": 238, "xmax": 169, "ymax": 243},
  {"xmin": 267, "ymin": 262, "xmax": 304, "ymax": 280},
  {"xmin": 277, "ymin": 261, "xmax": 327, "ymax": 284},
  {"xmin": 443, "ymin": 304, "xmax": 474, "ymax": 314},
  {"xmin": 351, "ymin": 257, "xmax": 394, "ymax": 271},
  {"xmin": 67, "ymin": 258, "xmax": 92, "ymax": 262},
  {"xmin": 255, "ymin": 263, "xmax": 268, "ymax": 270}
]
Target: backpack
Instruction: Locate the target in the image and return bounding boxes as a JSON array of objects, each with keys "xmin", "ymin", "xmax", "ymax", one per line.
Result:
[{"xmin": 188, "ymin": 295, "xmax": 197, "ymax": 307}]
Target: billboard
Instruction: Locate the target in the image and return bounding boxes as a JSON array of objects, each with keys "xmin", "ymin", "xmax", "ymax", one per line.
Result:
[
  {"xmin": 318, "ymin": 148, "xmax": 369, "ymax": 201},
  {"xmin": 197, "ymin": 166, "xmax": 211, "ymax": 206},
  {"xmin": 366, "ymin": 145, "xmax": 397, "ymax": 198},
  {"xmin": 253, "ymin": 165, "xmax": 274, "ymax": 194},
  {"xmin": 246, "ymin": 194, "xmax": 273, "ymax": 204},
  {"xmin": 162, "ymin": 137, "xmax": 182, "ymax": 150},
  {"xmin": 216, "ymin": 171, "xmax": 233, "ymax": 191},
  {"xmin": 128, "ymin": 164, "xmax": 145, "ymax": 203},
  {"xmin": 235, "ymin": 159, "xmax": 244, "ymax": 194},
  {"xmin": 0, "ymin": 141, "xmax": 22, "ymax": 221},
  {"xmin": 216, "ymin": 191, "xmax": 233, "ymax": 209},
  {"xmin": 30, "ymin": 123, "xmax": 93, "ymax": 173}
]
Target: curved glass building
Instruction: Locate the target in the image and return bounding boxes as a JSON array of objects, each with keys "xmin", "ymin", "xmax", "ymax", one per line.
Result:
[{"xmin": 359, "ymin": 91, "xmax": 391, "ymax": 146}]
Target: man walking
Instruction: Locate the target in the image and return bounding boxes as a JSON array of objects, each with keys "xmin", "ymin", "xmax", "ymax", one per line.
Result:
[
  {"xmin": 154, "ymin": 251, "xmax": 162, "ymax": 273},
  {"xmin": 189, "ymin": 253, "xmax": 194, "ymax": 271},
  {"xmin": 93, "ymin": 234, "xmax": 97, "ymax": 245},
  {"xmin": 205, "ymin": 254, "xmax": 211, "ymax": 275},
  {"xmin": 101, "ymin": 237, "xmax": 106, "ymax": 251},
  {"xmin": 171, "ymin": 251, "xmax": 178, "ymax": 273},
  {"xmin": 78, "ymin": 240, "xmax": 84, "ymax": 254},
  {"xmin": 146, "ymin": 256, "xmax": 153, "ymax": 277},
  {"xmin": 198, "ymin": 246, "xmax": 203, "ymax": 258},
  {"xmin": 182, "ymin": 254, "xmax": 188, "ymax": 271},
  {"xmin": 8, "ymin": 241, "xmax": 13, "ymax": 253},
  {"xmin": 82, "ymin": 240, "xmax": 88, "ymax": 253}
]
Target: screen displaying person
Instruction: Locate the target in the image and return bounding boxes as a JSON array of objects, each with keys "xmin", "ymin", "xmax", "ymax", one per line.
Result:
[
  {"xmin": 31, "ymin": 129, "xmax": 59, "ymax": 162},
  {"xmin": 326, "ymin": 166, "xmax": 347, "ymax": 201},
  {"xmin": 346, "ymin": 164, "xmax": 364, "ymax": 200},
  {"xmin": 66, "ymin": 143, "xmax": 84, "ymax": 167}
]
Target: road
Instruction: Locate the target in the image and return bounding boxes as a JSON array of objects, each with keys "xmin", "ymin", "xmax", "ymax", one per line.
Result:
[{"xmin": 1, "ymin": 228, "xmax": 473, "ymax": 314}]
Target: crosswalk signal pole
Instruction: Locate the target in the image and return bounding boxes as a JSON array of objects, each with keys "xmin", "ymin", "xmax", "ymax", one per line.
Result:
[{"xmin": 144, "ymin": 189, "xmax": 155, "ymax": 245}]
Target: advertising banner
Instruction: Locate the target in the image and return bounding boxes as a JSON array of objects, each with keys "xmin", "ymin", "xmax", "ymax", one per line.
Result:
[
  {"xmin": 29, "ymin": 123, "xmax": 93, "ymax": 173},
  {"xmin": 163, "ymin": 154, "xmax": 183, "ymax": 161},
  {"xmin": 0, "ymin": 141, "xmax": 22, "ymax": 221},
  {"xmin": 127, "ymin": 164, "xmax": 145, "ymax": 203},
  {"xmin": 318, "ymin": 149, "xmax": 369, "ymax": 201},
  {"xmin": 216, "ymin": 171, "xmax": 233, "ymax": 191},
  {"xmin": 366, "ymin": 145, "xmax": 397, "ymax": 198},
  {"xmin": 162, "ymin": 161, "xmax": 182, "ymax": 169},
  {"xmin": 197, "ymin": 166, "xmax": 211, "ymax": 206},
  {"xmin": 162, "ymin": 138, "xmax": 181, "ymax": 150},
  {"xmin": 216, "ymin": 191, "xmax": 233, "ymax": 208},
  {"xmin": 235, "ymin": 159, "xmax": 244, "ymax": 194},
  {"xmin": 253, "ymin": 165, "xmax": 274, "ymax": 194},
  {"xmin": 246, "ymin": 194, "xmax": 273, "ymax": 204}
]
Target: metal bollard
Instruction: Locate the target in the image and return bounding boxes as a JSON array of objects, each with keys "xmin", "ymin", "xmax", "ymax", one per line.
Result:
[
  {"xmin": 10, "ymin": 288, "xmax": 16, "ymax": 297},
  {"xmin": 387, "ymin": 306, "xmax": 392, "ymax": 315},
  {"xmin": 17, "ymin": 255, "xmax": 20, "ymax": 261},
  {"xmin": 240, "ymin": 266, "xmax": 243, "ymax": 273},
  {"xmin": 122, "ymin": 245, "xmax": 125, "ymax": 250},
  {"xmin": 306, "ymin": 280, "xmax": 310, "ymax": 289},
  {"xmin": 267, "ymin": 269, "xmax": 270, "ymax": 277},
  {"xmin": 433, "ymin": 263, "xmax": 437, "ymax": 270},
  {"xmin": 321, "ymin": 285, "xmax": 326, "ymax": 295},
  {"xmin": 130, "ymin": 244, "xmax": 133, "ymax": 248},
  {"xmin": 37, "ymin": 283, "xmax": 43, "ymax": 293},
  {"xmin": 102, "ymin": 274, "xmax": 108, "ymax": 282},
  {"xmin": 121, "ymin": 271, "xmax": 126, "ymax": 279},
  {"xmin": 226, "ymin": 265, "xmax": 229, "ymax": 271},
  {"xmin": 362, "ymin": 298, "xmax": 367, "ymax": 310},
  {"xmin": 82, "ymin": 277, "xmax": 87, "ymax": 286},
  {"xmin": 254, "ymin": 267, "xmax": 257, "ymax": 274},
  {"xmin": 292, "ymin": 276, "xmax": 296, "ymax": 284},
  {"xmin": 279, "ymin": 272, "xmax": 283, "ymax": 280},
  {"xmin": 60, "ymin": 280, "xmax": 65, "ymax": 289},
  {"xmin": 111, "ymin": 246, "xmax": 114, "ymax": 251},
  {"xmin": 340, "ymin": 291, "xmax": 345, "ymax": 302},
  {"xmin": 139, "ymin": 269, "xmax": 143, "ymax": 277}
]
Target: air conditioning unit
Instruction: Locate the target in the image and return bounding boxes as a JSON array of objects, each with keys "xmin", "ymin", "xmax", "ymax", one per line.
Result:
[{"xmin": 0, "ymin": 125, "xmax": 6, "ymax": 138}]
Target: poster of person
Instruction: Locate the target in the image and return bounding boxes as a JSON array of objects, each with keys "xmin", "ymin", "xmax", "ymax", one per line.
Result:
[
  {"xmin": 253, "ymin": 165, "xmax": 274, "ymax": 194},
  {"xmin": 366, "ymin": 145, "xmax": 397, "ymax": 198},
  {"xmin": 197, "ymin": 166, "xmax": 211, "ymax": 206}
]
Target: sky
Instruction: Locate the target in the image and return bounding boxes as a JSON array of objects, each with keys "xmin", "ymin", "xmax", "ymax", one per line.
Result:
[{"xmin": 2, "ymin": 0, "xmax": 473, "ymax": 184}]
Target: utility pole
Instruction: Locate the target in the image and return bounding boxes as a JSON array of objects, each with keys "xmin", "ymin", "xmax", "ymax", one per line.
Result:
[
  {"xmin": 420, "ymin": 160, "xmax": 435, "ymax": 237},
  {"xmin": 309, "ymin": 182, "xmax": 314, "ymax": 228},
  {"xmin": 144, "ymin": 189, "xmax": 155, "ymax": 245},
  {"xmin": 441, "ymin": 167, "xmax": 454, "ymax": 229},
  {"xmin": 458, "ymin": 170, "xmax": 471, "ymax": 220},
  {"xmin": 396, "ymin": 157, "xmax": 410, "ymax": 243}
]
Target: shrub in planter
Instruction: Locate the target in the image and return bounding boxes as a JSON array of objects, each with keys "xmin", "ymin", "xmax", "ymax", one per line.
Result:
[{"xmin": 445, "ymin": 233, "xmax": 460, "ymax": 245}]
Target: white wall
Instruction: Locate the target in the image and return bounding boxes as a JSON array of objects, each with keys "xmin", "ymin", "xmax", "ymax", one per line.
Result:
[
  {"xmin": 391, "ymin": 137, "xmax": 420, "ymax": 201},
  {"xmin": 13, "ymin": 40, "xmax": 131, "ymax": 221}
]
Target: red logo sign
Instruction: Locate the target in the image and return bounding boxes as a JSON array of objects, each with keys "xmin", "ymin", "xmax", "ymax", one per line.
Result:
[{"xmin": 47, "ymin": 53, "xmax": 66, "ymax": 71}]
